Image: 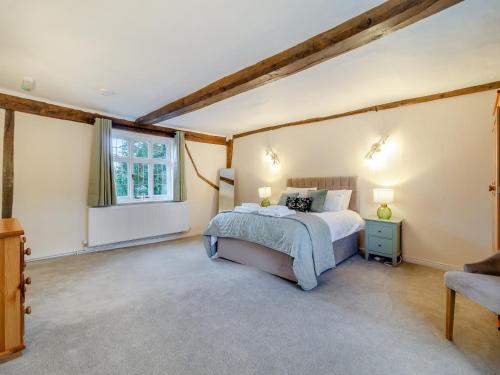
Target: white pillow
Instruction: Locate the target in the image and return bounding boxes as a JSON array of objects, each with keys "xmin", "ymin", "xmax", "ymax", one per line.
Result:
[
  {"xmin": 285, "ymin": 186, "xmax": 317, "ymax": 198},
  {"xmin": 324, "ymin": 190, "xmax": 352, "ymax": 212},
  {"xmin": 340, "ymin": 190, "xmax": 352, "ymax": 210}
]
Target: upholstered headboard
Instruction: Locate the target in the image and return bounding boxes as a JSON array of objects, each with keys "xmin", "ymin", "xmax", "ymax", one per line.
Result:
[{"xmin": 286, "ymin": 176, "xmax": 359, "ymax": 212}]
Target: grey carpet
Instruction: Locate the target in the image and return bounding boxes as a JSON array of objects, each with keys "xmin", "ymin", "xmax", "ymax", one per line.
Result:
[{"xmin": 2, "ymin": 237, "xmax": 499, "ymax": 375}]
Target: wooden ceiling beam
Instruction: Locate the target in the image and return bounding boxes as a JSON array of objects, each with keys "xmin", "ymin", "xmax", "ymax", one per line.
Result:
[
  {"xmin": 233, "ymin": 81, "xmax": 500, "ymax": 139},
  {"xmin": 136, "ymin": 0, "xmax": 463, "ymax": 125},
  {"xmin": 0, "ymin": 92, "xmax": 226, "ymax": 145}
]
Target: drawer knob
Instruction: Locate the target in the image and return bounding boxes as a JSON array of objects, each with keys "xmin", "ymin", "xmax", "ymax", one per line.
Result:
[
  {"xmin": 25, "ymin": 277, "xmax": 32, "ymax": 285},
  {"xmin": 378, "ymin": 230, "xmax": 382, "ymax": 233},
  {"xmin": 25, "ymin": 306, "xmax": 32, "ymax": 315},
  {"xmin": 378, "ymin": 244, "xmax": 382, "ymax": 247},
  {"xmin": 21, "ymin": 236, "xmax": 27, "ymax": 243},
  {"xmin": 25, "ymin": 247, "xmax": 32, "ymax": 256}
]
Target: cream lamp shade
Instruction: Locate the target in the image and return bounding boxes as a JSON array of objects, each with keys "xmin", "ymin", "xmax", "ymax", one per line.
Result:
[
  {"xmin": 258, "ymin": 187, "xmax": 272, "ymax": 198},
  {"xmin": 373, "ymin": 188, "xmax": 394, "ymax": 204}
]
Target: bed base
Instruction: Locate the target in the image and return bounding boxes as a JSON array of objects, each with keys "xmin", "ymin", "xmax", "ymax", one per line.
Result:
[{"xmin": 217, "ymin": 232, "xmax": 359, "ymax": 282}]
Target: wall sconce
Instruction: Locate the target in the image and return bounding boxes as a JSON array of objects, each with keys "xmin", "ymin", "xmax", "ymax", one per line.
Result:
[
  {"xmin": 265, "ymin": 150, "xmax": 280, "ymax": 170},
  {"xmin": 365, "ymin": 135, "xmax": 389, "ymax": 160},
  {"xmin": 266, "ymin": 150, "xmax": 280, "ymax": 165}
]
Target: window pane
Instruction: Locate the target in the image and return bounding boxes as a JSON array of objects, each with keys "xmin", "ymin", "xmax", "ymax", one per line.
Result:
[
  {"xmin": 112, "ymin": 138, "xmax": 128, "ymax": 157},
  {"xmin": 113, "ymin": 162, "xmax": 129, "ymax": 197},
  {"xmin": 133, "ymin": 163, "xmax": 149, "ymax": 198},
  {"xmin": 153, "ymin": 164, "xmax": 168, "ymax": 195},
  {"xmin": 152, "ymin": 143, "xmax": 167, "ymax": 159},
  {"xmin": 133, "ymin": 141, "xmax": 148, "ymax": 158}
]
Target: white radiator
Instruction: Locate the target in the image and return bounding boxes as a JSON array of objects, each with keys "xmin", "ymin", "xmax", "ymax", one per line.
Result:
[{"xmin": 88, "ymin": 202, "xmax": 190, "ymax": 247}]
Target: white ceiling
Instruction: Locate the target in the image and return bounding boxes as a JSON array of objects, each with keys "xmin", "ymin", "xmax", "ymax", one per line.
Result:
[{"xmin": 1, "ymin": 0, "xmax": 499, "ymax": 136}]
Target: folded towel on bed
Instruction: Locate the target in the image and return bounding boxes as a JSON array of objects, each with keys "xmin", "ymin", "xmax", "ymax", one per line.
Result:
[
  {"xmin": 241, "ymin": 203, "xmax": 261, "ymax": 209},
  {"xmin": 258, "ymin": 206, "xmax": 296, "ymax": 217},
  {"xmin": 234, "ymin": 205, "xmax": 259, "ymax": 213},
  {"xmin": 234, "ymin": 204, "xmax": 295, "ymax": 216},
  {"xmin": 268, "ymin": 205, "xmax": 291, "ymax": 212}
]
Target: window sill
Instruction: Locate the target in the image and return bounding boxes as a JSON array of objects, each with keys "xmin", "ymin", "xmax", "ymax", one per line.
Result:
[{"xmin": 116, "ymin": 199, "xmax": 180, "ymax": 206}]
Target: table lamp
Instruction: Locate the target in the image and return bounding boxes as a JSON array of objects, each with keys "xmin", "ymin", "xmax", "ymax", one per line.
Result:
[
  {"xmin": 373, "ymin": 188, "xmax": 394, "ymax": 220},
  {"xmin": 258, "ymin": 187, "xmax": 272, "ymax": 207}
]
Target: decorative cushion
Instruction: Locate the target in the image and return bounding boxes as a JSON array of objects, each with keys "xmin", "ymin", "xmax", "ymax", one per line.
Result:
[
  {"xmin": 277, "ymin": 192, "xmax": 299, "ymax": 206},
  {"xmin": 286, "ymin": 197, "xmax": 312, "ymax": 212},
  {"xmin": 307, "ymin": 189, "xmax": 328, "ymax": 212},
  {"xmin": 285, "ymin": 186, "xmax": 317, "ymax": 198}
]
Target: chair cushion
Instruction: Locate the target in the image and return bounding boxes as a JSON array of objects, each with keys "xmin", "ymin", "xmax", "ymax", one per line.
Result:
[{"xmin": 445, "ymin": 271, "xmax": 500, "ymax": 314}]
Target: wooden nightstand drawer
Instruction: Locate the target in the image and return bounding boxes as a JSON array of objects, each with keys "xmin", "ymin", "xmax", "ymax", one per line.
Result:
[
  {"xmin": 364, "ymin": 217, "xmax": 402, "ymax": 266},
  {"xmin": 367, "ymin": 235, "xmax": 393, "ymax": 255},
  {"xmin": 367, "ymin": 223, "xmax": 393, "ymax": 239}
]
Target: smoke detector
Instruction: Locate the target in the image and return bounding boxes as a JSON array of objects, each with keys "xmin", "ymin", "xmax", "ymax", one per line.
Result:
[
  {"xmin": 99, "ymin": 88, "xmax": 115, "ymax": 96},
  {"xmin": 21, "ymin": 77, "xmax": 35, "ymax": 92}
]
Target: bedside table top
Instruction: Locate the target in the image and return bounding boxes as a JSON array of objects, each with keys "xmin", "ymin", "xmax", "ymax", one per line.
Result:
[{"xmin": 363, "ymin": 216, "xmax": 403, "ymax": 224}]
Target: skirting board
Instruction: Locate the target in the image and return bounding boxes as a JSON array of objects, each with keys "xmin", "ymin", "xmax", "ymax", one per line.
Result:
[
  {"xmin": 403, "ymin": 256, "xmax": 462, "ymax": 271},
  {"xmin": 28, "ymin": 238, "xmax": 463, "ymax": 272},
  {"xmin": 26, "ymin": 231, "xmax": 191, "ymax": 262},
  {"xmin": 82, "ymin": 231, "xmax": 188, "ymax": 254},
  {"xmin": 360, "ymin": 246, "xmax": 462, "ymax": 271}
]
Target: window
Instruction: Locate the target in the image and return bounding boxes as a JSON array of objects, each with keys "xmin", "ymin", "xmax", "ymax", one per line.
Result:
[{"xmin": 112, "ymin": 130, "xmax": 173, "ymax": 203}]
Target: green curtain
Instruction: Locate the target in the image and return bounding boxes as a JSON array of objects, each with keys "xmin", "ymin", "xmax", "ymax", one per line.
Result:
[
  {"xmin": 88, "ymin": 118, "xmax": 117, "ymax": 207},
  {"xmin": 173, "ymin": 130, "xmax": 187, "ymax": 201}
]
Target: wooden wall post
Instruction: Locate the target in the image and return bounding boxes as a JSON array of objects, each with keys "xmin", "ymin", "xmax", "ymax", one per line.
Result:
[
  {"xmin": 2, "ymin": 110, "xmax": 15, "ymax": 218},
  {"xmin": 226, "ymin": 139, "xmax": 233, "ymax": 168}
]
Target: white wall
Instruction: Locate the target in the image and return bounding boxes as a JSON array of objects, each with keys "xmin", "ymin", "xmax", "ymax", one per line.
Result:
[
  {"xmin": 0, "ymin": 111, "xmax": 224, "ymax": 259},
  {"xmin": 184, "ymin": 140, "xmax": 226, "ymax": 235},
  {"xmin": 232, "ymin": 91, "xmax": 496, "ymax": 269},
  {"xmin": 13, "ymin": 113, "xmax": 93, "ymax": 258}
]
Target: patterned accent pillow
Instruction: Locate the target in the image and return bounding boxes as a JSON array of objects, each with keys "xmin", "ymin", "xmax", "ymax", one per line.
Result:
[
  {"xmin": 286, "ymin": 197, "xmax": 313, "ymax": 212},
  {"xmin": 277, "ymin": 192, "xmax": 299, "ymax": 206}
]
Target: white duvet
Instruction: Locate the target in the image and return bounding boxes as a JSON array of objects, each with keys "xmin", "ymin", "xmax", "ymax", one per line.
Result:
[{"xmin": 310, "ymin": 210, "xmax": 365, "ymax": 242}]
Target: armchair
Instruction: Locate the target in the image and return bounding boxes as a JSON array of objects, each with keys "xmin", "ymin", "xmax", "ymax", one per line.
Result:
[{"xmin": 444, "ymin": 252, "xmax": 500, "ymax": 340}]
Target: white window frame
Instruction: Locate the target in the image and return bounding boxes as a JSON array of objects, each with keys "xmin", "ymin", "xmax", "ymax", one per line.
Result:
[{"xmin": 112, "ymin": 129, "xmax": 174, "ymax": 204}]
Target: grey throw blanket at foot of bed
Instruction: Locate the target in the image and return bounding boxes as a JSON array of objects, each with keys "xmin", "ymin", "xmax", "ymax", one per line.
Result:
[{"xmin": 203, "ymin": 212, "xmax": 334, "ymax": 290}]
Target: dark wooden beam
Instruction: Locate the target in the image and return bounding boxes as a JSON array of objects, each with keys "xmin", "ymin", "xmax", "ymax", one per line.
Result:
[
  {"xmin": 0, "ymin": 92, "xmax": 226, "ymax": 145},
  {"xmin": 2, "ymin": 110, "xmax": 15, "ymax": 218},
  {"xmin": 226, "ymin": 139, "xmax": 233, "ymax": 168},
  {"xmin": 0, "ymin": 92, "xmax": 97, "ymax": 124},
  {"xmin": 233, "ymin": 81, "xmax": 500, "ymax": 139},
  {"xmin": 136, "ymin": 0, "xmax": 463, "ymax": 124},
  {"xmin": 184, "ymin": 131, "xmax": 226, "ymax": 145}
]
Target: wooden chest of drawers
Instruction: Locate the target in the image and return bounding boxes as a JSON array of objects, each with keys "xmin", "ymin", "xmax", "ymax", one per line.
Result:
[
  {"xmin": 364, "ymin": 217, "xmax": 402, "ymax": 266},
  {"xmin": 0, "ymin": 218, "xmax": 31, "ymax": 362}
]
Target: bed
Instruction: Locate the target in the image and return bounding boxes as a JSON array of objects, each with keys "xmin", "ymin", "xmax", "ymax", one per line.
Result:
[{"xmin": 204, "ymin": 176, "xmax": 363, "ymax": 289}]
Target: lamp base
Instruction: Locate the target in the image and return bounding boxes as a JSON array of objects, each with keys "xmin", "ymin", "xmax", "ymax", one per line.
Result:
[
  {"xmin": 377, "ymin": 204, "xmax": 392, "ymax": 220},
  {"xmin": 261, "ymin": 198, "xmax": 271, "ymax": 207}
]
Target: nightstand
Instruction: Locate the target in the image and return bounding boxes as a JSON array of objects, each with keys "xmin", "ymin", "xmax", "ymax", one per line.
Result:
[{"xmin": 364, "ymin": 217, "xmax": 402, "ymax": 265}]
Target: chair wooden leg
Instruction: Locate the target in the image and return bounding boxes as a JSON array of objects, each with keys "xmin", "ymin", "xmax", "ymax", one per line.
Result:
[{"xmin": 446, "ymin": 288, "xmax": 456, "ymax": 340}]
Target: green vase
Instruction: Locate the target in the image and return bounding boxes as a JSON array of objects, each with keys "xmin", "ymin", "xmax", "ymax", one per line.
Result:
[
  {"xmin": 377, "ymin": 204, "xmax": 392, "ymax": 220},
  {"xmin": 261, "ymin": 198, "xmax": 271, "ymax": 207}
]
